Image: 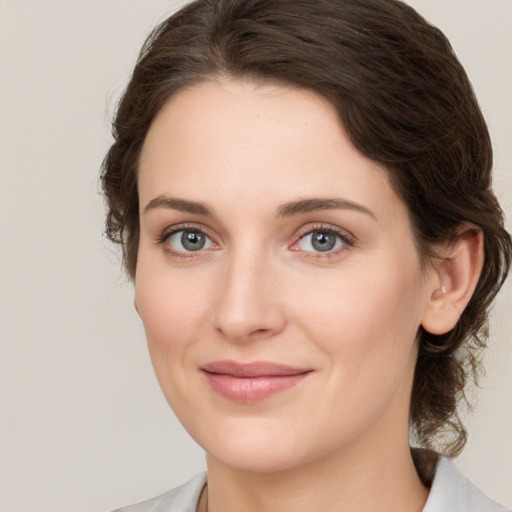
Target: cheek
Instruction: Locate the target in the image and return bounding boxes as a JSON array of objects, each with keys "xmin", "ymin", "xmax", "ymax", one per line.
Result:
[
  {"xmin": 293, "ymin": 257, "xmax": 425, "ymax": 378},
  {"xmin": 134, "ymin": 261, "xmax": 213, "ymax": 386},
  {"xmin": 136, "ymin": 251, "xmax": 212, "ymax": 332},
  {"xmin": 290, "ymin": 263, "xmax": 425, "ymax": 439}
]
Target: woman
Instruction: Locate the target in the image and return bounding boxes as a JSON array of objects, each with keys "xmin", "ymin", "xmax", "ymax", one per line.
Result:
[{"xmin": 102, "ymin": 0, "xmax": 512, "ymax": 510}]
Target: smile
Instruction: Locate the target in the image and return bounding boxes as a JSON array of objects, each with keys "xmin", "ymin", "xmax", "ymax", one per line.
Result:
[{"xmin": 200, "ymin": 360, "xmax": 312, "ymax": 404}]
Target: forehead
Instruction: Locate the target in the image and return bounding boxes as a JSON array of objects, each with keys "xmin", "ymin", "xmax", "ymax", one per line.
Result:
[
  {"xmin": 141, "ymin": 78, "xmax": 344, "ymax": 165},
  {"xmin": 138, "ymin": 79, "xmax": 401, "ymax": 220}
]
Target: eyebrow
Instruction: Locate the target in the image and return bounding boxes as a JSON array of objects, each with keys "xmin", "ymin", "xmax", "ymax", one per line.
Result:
[
  {"xmin": 143, "ymin": 195, "xmax": 376, "ymax": 220},
  {"xmin": 276, "ymin": 197, "xmax": 376, "ymax": 219},
  {"xmin": 143, "ymin": 196, "xmax": 213, "ymax": 216}
]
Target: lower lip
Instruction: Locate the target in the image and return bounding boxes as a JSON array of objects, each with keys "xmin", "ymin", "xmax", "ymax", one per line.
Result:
[{"xmin": 202, "ymin": 372, "xmax": 310, "ymax": 404}]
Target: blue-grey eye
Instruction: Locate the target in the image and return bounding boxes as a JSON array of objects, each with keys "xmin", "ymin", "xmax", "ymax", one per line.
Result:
[
  {"xmin": 298, "ymin": 230, "xmax": 343, "ymax": 253},
  {"xmin": 168, "ymin": 229, "xmax": 212, "ymax": 252}
]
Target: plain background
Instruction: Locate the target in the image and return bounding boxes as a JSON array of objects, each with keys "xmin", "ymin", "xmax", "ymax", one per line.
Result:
[{"xmin": 0, "ymin": 1, "xmax": 510, "ymax": 511}]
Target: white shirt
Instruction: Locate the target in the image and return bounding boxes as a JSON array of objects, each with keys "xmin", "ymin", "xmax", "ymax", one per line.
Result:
[{"xmin": 113, "ymin": 457, "xmax": 510, "ymax": 512}]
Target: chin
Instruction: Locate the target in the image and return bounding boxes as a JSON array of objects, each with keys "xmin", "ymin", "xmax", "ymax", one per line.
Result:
[
  {"xmin": 207, "ymin": 442, "xmax": 305, "ymax": 474},
  {"xmin": 190, "ymin": 417, "xmax": 311, "ymax": 473}
]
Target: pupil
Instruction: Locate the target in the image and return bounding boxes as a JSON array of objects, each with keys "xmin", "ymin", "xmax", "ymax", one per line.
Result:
[
  {"xmin": 312, "ymin": 231, "xmax": 336, "ymax": 252},
  {"xmin": 182, "ymin": 231, "xmax": 205, "ymax": 251}
]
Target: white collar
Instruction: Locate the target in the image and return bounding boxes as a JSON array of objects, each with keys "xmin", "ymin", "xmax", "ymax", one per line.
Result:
[
  {"xmin": 422, "ymin": 456, "xmax": 508, "ymax": 512},
  {"xmin": 113, "ymin": 458, "xmax": 509, "ymax": 512}
]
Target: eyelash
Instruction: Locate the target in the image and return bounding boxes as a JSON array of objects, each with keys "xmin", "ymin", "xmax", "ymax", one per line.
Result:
[
  {"xmin": 157, "ymin": 223, "xmax": 355, "ymax": 259},
  {"xmin": 290, "ymin": 223, "xmax": 355, "ymax": 259},
  {"xmin": 157, "ymin": 223, "xmax": 217, "ymax": 259}
]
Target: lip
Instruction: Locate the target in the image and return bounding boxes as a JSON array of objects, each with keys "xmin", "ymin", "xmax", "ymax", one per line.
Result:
[{"xmin": 200, "ymin": 360, "xmax": 312, "ymax": 404}]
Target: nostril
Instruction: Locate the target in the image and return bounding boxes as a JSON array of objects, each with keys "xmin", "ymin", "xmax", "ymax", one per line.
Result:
[{"xmin": 251, "ymin": 328, "xmax": 270, "ymax": 336}]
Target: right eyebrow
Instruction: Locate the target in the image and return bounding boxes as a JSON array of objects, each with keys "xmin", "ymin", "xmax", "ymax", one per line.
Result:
[{"xmin": 143, "ymin": 195, "xmax": 214, "ymax": 216}]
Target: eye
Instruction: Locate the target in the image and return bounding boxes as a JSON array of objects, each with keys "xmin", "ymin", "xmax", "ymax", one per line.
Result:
[
  {"xmin": 166, "ymin": 229, "xmax": 214, "ymax": 253},
  {"xmin": 298, "ymin": 230, "xmax": 342, "ymax": 252},
  {"xmin": 293, "ymin": 227, "xmax": 353, "ymax": 255}
]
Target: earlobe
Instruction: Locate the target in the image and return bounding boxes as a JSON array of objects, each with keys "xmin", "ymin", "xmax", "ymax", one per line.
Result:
[{"xmin": 421, "ymin": 225, "xmax": 484, "ymax": 335}]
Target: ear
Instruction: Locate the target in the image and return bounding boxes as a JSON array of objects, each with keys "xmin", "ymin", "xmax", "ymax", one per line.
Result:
[{"xmin": 421, "ymin": 225, "xmax": 484, "ymax": 335}]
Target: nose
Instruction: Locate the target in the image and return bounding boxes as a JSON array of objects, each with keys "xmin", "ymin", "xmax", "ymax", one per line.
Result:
[{"xmin": 213, "ymin": 249, "xmax": 286, "ymax": 343}]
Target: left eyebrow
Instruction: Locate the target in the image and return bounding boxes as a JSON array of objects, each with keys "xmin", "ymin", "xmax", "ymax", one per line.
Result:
[{"xmin": 276, "ymin": 197, "xmax": 377, "ymax": 220}]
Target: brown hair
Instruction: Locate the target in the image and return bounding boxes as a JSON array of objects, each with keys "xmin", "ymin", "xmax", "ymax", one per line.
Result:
[{"xmin": 101, "ymin": 0, "xmax": 511, "ymax": 455}]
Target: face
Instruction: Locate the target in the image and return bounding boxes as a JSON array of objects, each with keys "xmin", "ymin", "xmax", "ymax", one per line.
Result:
[{"xmin": 135, "ymin": 79, "xmax": 436, "ymax": 473}]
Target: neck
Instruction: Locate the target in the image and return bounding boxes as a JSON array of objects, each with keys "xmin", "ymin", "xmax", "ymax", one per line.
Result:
[{"xmin": 204, "ymin": 434, "xmax": 428, "ymax": 512}]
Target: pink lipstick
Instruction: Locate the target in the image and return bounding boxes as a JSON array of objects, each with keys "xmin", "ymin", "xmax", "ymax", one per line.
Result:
[{"xmin": 200, "ymin": 360, "xmax": 312, "ymax": 404}]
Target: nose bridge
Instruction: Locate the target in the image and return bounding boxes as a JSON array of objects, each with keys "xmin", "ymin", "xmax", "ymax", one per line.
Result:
[{"xmin": 214, "ymin": 241, "xmax": 284, "ymax": 341}]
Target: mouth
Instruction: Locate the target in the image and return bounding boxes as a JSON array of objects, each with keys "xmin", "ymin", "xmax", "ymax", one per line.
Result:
[{"xmin": 200, "ymin": 360, "xmax": 313, "ymax": 404}]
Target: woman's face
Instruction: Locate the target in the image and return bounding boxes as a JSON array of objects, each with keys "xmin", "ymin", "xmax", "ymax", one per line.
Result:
[{"xmin": 135, "ymin": 79, "xmax": 437, "ymax": 473}]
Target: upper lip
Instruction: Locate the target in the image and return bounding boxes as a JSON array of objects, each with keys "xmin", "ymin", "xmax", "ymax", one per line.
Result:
[{"xmin": 200, "ymin": 360, "xmax": 312, "ymax": 378}]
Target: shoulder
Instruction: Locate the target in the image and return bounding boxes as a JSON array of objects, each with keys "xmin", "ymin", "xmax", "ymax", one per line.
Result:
[
  {"xmin": 111, "ymin": 472, "xmax": 207, "ymax": 512},
  {"xmin": 423, "ymin": 456, "xmax": 510, "ymax": 512},
  {"xmin": 109, "ymin": 460, "xmax": 511, "ymax": 512}
]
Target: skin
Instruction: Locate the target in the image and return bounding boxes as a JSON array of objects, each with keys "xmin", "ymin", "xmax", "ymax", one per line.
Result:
[{"xmin": 134, "ymin": 79, "xmax": 458, "ymax": 511}]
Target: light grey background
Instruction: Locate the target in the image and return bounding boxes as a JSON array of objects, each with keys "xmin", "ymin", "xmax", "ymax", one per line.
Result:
[{"xmin": 0, "ymin": 1, "xmax": 510, "ymax": 511}]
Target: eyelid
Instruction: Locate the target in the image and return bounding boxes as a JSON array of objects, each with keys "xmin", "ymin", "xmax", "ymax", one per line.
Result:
[
  {"xmin": 155, "ymin": 221, "xmax": 355, "ymax": 259},
  {"xmin": 157, "ymin": 223, "xmax": 219, "ymax": 256},
  {"xmin": 289, "ymin": 223, "xmax": 356, "ymax": 256}
]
